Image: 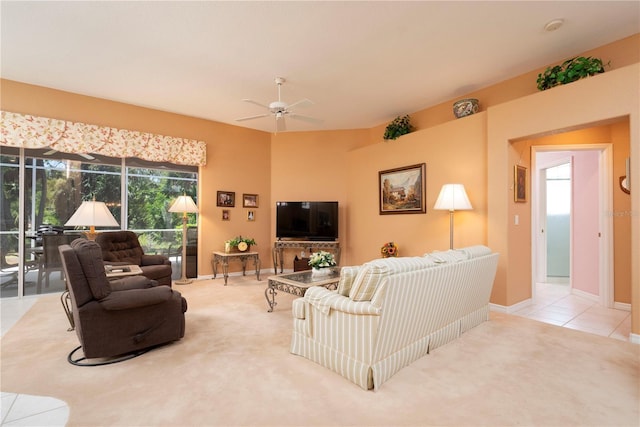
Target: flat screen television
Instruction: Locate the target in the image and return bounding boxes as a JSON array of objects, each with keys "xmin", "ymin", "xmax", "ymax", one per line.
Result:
[{"xmin": 276, "ymin": 201, "xmax": 338, "ymax": 241}]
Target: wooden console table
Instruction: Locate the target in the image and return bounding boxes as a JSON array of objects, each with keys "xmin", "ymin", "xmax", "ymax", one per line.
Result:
[
  {"xmin": 211, "ymin": 251, "xmax": 261, "ymax": 285},
  {"xmin": 272, "ymin": 240, "xmax": 340, "ymax": 273}
]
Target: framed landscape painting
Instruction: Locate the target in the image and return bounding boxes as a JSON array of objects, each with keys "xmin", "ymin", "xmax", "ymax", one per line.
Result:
[{"xmin": 379, "ymin": 163, "xmax": 426, "ymax": 214}]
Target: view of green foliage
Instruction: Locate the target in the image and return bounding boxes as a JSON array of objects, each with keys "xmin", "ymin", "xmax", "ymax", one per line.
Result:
[{"xmin": 0, "ymin": 153, "xmax": 197, "ymax": 259}]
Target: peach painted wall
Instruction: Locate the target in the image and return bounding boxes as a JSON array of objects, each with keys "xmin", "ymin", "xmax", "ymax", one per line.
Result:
[
  {"xmin": 488, "ymin": 64, "xmax": 639, "ymax": 334},
  {"xmin": 612, "ymin": 122, "xmax": 633, "ymax": 303},
  {"xmin": 512, "ymin": 124, "xmax": 631, "ymax": 304},
  {"xmin": 269, "ymin": 129, "xmax": 367, "ymax": 268},
  {"xmin": 0, "ymin": 79, "xmax": 272, "ymax": 276},
  {"xmin": 369, "ymin": 34, "xmax": 640, "ymax": 145},
  {"xmin": 346, "ymin": 113, "xmax": 488, "ymax": 265}
]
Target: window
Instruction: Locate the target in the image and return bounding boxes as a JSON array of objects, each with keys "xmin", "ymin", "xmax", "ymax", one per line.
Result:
[{"xmin": 0, "ymin": 147, "xmax": 197, "ymax": 298}]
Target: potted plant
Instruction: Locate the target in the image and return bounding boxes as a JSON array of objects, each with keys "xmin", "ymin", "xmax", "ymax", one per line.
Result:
[
  {"xmin": 383, "ymin": 115, "xmax": 413, "ymax": 140},
  {"xmin": 308, "ymin": 251, "xmax": 337, "ymax": 276},
  {"xmin": 536, "ymin": 56, "xmax": 609, "ymax": 91},
  {"xmin": 225, "ymin": 236, "xmax": 256, "ymax": 253}
]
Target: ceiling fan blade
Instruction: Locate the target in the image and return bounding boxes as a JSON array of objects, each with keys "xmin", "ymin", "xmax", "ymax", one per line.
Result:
[
  {"xmin": 242, "ymin": 99, "xmax": 270, "ymax": 110},
  {"xmin": 276, "ymin": 116, "xmax": 286, "ymax": 132},
  {"xmin": 236, "ymin": 113, "xmax": 270, "ymax": 122},
  {"xmin": 289, "ymin": 113, "xmax": 323, "ymax": 125},
  {"xmin": 286, "ymin": 98, "xmax": 314, "ymax": 110}
]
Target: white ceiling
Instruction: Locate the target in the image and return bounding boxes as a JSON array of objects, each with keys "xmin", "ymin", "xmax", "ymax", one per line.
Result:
[{"xmin": 1, "ymin": 1, "xmax": 638, "ymax": 134}]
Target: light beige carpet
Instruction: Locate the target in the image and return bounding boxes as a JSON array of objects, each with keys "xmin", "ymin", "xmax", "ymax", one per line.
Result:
[{"xmin": 1, "ymin": 276, "xmax": 638, "ymax": 426}]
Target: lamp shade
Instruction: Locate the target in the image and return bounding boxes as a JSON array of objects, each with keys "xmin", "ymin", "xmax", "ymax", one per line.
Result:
[
  {"xmin": 168, "ymin": 195, "xmax": 199, "ymax": 213},
  {"xmin": 65, "ymin": 200, "xmax": 119, "ymax": 227},
  {"xmin": 434, "ymin": 184, "xmax": 473, "ymax": 211}
]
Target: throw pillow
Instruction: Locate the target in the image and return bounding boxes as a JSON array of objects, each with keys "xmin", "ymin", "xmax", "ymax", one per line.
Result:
[
  {"xmin": 349, "ymin": 265, "xmax": 389, "ymax": 302},
  {"xmin": 336, "ymin": 266, "xmax": 360, "ymax": 296}
]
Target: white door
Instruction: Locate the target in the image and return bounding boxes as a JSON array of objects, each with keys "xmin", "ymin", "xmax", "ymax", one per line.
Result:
[{"xmin": 532, "ymin": 145, "xmax": 613, "ymax": 306}]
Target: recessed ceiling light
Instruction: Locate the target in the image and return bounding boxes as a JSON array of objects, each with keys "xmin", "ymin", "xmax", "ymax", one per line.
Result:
[{"xmin": 544, "ymin": 19, "xmax": 564, "ymax": 32}]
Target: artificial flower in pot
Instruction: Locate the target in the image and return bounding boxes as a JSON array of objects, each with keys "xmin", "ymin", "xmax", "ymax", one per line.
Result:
[
  {"xmin": 381, "ymin": 241, "xmax": 399, "ymax": 258},
  {"xmin": 308, "ymin": 251, "xmax": 337, "ymax": 276},
  {"xmin": 225, "ymin": 236, "xmax": 256, "ymax": 253}
]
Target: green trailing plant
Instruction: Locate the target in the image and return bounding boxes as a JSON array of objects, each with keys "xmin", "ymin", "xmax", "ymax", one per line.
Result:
[
  {"xmin": 383, "ymin": 115, "xmax": 413, "ymax": 140},
  {"xmin": 536, "ymin": 56, "xmax": 609, "ymax": 91}
]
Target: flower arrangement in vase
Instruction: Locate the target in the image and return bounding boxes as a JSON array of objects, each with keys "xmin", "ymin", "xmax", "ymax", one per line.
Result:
[
  {"xmin": 308, "ymin": 251, "xmax": 336, "ymax": 275},
  {"xmin": 380, "ymin": 241, "xmax": 399, "ymax": 258}
]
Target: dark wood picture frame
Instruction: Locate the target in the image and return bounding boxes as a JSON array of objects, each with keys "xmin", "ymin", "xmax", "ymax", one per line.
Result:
[
  {"xmin": 217, "ymin": 191, "xmax": 235, "ymax": 207},
  {"xmin": 379, "ymin": 163, "xmax": 426, "ymax": 214},
  {"xmin": 222, "ymin": 209, "xmax": 230, "ymax": 221},
  {"xmin": 243, "ymin": 193, "xmax": 259, "ymax": 208},
  {"xmin": 514, "ymin": 165, "xmax": 527, "ymax": 203}
]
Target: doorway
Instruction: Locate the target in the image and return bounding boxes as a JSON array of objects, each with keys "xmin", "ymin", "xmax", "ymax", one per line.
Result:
[{"xmin": 532, "ymin": 144, "xmax": 613, "ymax": 307}]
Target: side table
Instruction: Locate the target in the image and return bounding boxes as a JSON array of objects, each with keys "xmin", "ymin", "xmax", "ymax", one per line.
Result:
[{"xmin": 211, "ymin": 251, "xmax": 261, "ymax": 285}]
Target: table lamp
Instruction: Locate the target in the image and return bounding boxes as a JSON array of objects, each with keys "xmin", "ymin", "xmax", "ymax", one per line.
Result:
[
  {"xmin": 168, "ymin": 194, "xmax": 198, "ymax": 285},
  {"xmin": 65, "ymin": 199, "xmax": 119, "ymax": 240},
  {"xmin": 433, "ymin": 184, "xmax": 473, "ymax": 249}
]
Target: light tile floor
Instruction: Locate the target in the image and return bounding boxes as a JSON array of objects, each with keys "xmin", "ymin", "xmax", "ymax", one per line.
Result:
[
  {"xmin": 0, "ymin": 283, "xmax": 633, "ymax": 426},
  {"xmin": 512, "ymin": 281, "xmax": 632, "ymax": 342}
]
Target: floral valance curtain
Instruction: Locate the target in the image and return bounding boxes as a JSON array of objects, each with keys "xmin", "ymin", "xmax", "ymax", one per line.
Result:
[{"xmin": 0, "ymin": 111, "xmax": 206, "ymax": 166}]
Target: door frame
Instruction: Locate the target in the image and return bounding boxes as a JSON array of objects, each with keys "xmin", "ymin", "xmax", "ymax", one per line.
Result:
[
  {"xmin": 531, "ymin": 144, "xmax": 614, "ymax": 307},
  {"xmin": 535, "ymin": 154, "xmax": 574, "ymax": 290}
]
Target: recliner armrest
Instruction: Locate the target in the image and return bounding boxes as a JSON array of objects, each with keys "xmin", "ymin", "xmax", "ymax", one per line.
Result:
[
  {"xmin": 304, "ymin": 286, "xmax": 381, "ymax": 316},
  {"xmin": 109, "ymin": 276, "xmax": 156, "ymax": 291},
  {"xmin": 99, "ymin": 286, "xmax": 173, "ymax": 310},
  {"xmin": 141, "ymin": 254, "xmax": 171, "ymax": 266}
]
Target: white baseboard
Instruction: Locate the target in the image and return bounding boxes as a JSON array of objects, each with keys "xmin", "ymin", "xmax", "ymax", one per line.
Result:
[
  {"xmin": 613, "ymin": 301, "xmax": 631, "ymax": 312},
  {"xmin": 571, "ymin": 288, "xmax": 599, "ymax": 303},
  {"xmin": 490, "ymin": 299, "xmax": 532, "ymax": 314},
  {"xmin": 630, "ymin": 333, "xmax": 640, "ymax": 345}
]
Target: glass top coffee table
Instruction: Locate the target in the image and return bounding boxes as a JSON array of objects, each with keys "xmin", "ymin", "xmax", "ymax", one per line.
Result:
[{"xmin": 265, "ymin": 268, "xmax": 341, "ymax": 312}]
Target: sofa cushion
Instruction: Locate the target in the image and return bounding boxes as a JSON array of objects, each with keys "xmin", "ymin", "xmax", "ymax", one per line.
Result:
[
  {"xmin": 71, "ymin": 239, "xmax": 112, "ymax": 300},
  {"xmin": 459, "ymin": 245, "xmax": 492, "ymax": 258},
  {"xmin": 349, "ymin": 265, "xmax": 389, "ymax": 302},
  {"xmin": 425, "ymin": 249, "xmax": 468, "ymax": 264},
  {"xmin": 367, "ymin": 256, "xmax": 436, "ymax": 273},
  {"xmin": 336, "ymin": 266, "xmax": 360, "ymax": 296}
]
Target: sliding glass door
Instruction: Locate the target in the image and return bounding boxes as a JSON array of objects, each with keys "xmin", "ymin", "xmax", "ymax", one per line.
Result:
[{"xmin": 0, "ymin": 147, "xmax": 197, "ymax": 298}]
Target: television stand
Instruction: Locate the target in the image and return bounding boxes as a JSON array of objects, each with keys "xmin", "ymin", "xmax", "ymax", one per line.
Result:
[{"xmin": 272, "ymin": 240, "xmax": 341, "ymax": 274}]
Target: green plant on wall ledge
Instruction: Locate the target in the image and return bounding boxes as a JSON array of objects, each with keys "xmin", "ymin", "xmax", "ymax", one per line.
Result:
[
  {"xmin": 383, "ymin": 115, "xmax": 413, "ymax": 140},
  {"xmin": 536, "ymin": 56, "xmax": 609, "ymax": 91}
]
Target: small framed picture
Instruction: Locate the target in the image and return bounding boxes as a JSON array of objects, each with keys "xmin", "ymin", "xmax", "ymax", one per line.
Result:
[
  {"xmin": 247, "ymin": 210, "xmax": 255, "ymax": 221},
  {"xmin": 514, "ymin": 165, "xmax": 527, "ymax": 203},
  {"xmin": 243, "ymin": 193, "xmax": 258, "ymax": 208},
  {"xmin": 222, "ymin": 209, "xmax": 230, "ymax": 221},
  {"xmin": 217, "ymin": 191, "xmax": 235, "ymax": 207}
]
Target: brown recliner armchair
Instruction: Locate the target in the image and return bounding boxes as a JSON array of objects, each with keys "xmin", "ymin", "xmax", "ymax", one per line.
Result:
[
  {"xmin": 59, "ymin": 239, "xmax": 187, "ymax": 364},
  {"xmin": 95, "ymin": 231, "xmax": 173, "ymax": 286}
]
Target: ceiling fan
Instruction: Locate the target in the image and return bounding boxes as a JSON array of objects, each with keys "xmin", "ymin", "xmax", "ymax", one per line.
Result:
[{"xmin": 236, "ymin": 77, "xmax": 321, "ymax": 132}]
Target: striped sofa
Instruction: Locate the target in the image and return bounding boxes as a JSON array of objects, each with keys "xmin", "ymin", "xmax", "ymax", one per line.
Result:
[{"xmin": 290, "ymin": 245, "xmax": 499, "ymax": 390}]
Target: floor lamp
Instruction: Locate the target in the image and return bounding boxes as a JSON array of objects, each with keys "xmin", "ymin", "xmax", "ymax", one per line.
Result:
[
  {"xmin": 65, "ymin": 199, "xmax": 119, "ymax": 240},
  {"xmin": 168, "ymin": 195, "xmax": 198, "ymax": 285},
  {"xmin": 433, "ymin": 184, "xmax": 473, "ymax": 249}
]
